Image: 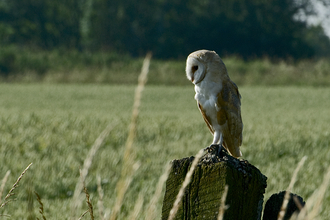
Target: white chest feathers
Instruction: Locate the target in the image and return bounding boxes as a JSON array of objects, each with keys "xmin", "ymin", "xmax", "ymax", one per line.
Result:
[{"xmin": 194, "ymin": 80, "xmax": 222, "ymax": 128}]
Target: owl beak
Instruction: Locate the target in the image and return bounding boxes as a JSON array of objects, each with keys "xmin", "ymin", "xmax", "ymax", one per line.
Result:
[{"xmin": 191, "ymin": 75, "xmax": 194, "ymax": 83}]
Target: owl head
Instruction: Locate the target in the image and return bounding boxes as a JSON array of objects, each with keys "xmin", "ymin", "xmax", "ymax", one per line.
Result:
[{"xmin": 185, "ymin": 50, "xmax": 227, "ymax": 84}]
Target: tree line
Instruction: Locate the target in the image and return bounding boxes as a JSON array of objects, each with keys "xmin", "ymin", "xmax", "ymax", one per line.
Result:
[{"xmin": 1, "ymin": 0, "xmax": 330, "ymax": 59}]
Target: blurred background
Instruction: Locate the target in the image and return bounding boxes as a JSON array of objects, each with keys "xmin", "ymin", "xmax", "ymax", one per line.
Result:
[
  {"xmin": 1, "ymin": 1, "xmax": 330, "ymax": 219},
  {"xmin": 0, "ymin": 0, "xmax": 330, "ymax": 83}
]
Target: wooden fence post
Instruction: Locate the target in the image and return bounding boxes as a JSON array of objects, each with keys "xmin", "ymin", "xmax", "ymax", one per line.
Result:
[
  {"xmin": 262, "ymin": 191, "xmax": 305, "ymax": 220},
  {"xmin": 161, "ymin": 146, "xmax": 267, "ymax": 220}
]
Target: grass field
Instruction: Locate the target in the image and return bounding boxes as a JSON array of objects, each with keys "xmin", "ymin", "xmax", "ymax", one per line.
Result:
[
  {"xmin": 0, "ymin": 84, "xmax": 330, "ymax": 219},
  {"xmin": 1, "ymin": 47, "xmax": 330, "ymax": 86}
]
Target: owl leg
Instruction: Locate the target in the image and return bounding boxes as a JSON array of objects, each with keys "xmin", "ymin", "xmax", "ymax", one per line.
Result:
[
  {"xmin": 218, "ymin": 133, "xmax": 223, "ymax": 146},
  {"xmin": 217, "ymin": 133, "xmax": 224, "ymax": 155},
  {"xmin": 213, "ymin": 132, "xmax": 224, "ymax": 153},
  {"xmin": 212, "ymin": 131, "xmax": 221, "ymax": 145},
  {"xmin": 204, "ymin": 132, "xmax": 228, "ymax": 156},
  {"xmin": 204, "ymin": 131, "xmax": 222, "ymax": 153}
]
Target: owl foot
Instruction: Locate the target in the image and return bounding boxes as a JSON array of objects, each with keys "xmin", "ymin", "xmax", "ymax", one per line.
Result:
[
  {"xmin": 204, "ymin": 144, "xmax": 228, "ymax": 157},
  {"xmin": 204, "ymin": 144, "xmax": 218, "ymax": 153}
]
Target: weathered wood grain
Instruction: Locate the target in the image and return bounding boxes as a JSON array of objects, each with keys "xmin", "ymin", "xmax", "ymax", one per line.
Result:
[{"xmin": 162, "ymin": 147, "xmax": 267, "ymax": 220}]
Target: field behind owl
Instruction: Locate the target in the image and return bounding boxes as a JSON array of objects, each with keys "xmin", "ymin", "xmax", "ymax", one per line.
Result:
[
  {"xmin": 1, "ymin": 48, "xmax": 330, "ymax": 86},
  {"xmin": 0, "ymin": 83, "xmax": 330, "ymax": 219}
]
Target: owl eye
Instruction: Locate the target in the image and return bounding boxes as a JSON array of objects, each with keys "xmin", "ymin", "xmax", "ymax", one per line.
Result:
[{"xmin": 192, "ymin": 65, "xmax": 198, "ymax": 72}]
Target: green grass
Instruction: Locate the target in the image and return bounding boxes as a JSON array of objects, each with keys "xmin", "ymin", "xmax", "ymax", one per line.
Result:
[
  {"xmin": 1, "ymin": 47, "xmax": 330, "ymax": 86},
  {"xmin": 0, "ymin": 84, "xmax": 330, "ymax": 219}
]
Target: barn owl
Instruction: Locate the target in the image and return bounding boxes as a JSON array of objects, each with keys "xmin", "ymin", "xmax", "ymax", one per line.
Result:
[{"xmin": 185, "ymin": 50, "xmax": 243, "ymax": 158}]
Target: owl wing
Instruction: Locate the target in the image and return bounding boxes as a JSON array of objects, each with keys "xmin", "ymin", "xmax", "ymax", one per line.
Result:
[
  {"xmin": 217, "ymin": 79, "xmax": 243, "ymax": 157},
  {"xmin": 197, "ymin": 102, "xmax": 214, "ymax": 134}
]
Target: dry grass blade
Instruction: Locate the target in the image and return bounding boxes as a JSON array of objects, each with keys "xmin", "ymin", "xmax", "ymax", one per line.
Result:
[
  {"xmin": 167, "ymin": 149, "xmax": 204, "ymax": 220},
  {"xmin": 35, "ymin": 191, "xmax": 47, "ymax": 220},
  {"xmin": 277, "ymin": 156, "xmax": 307, "ymax": 220},
  {"xmin": 308, "ymin": 167, "xmax": 330, "ymax": 218},
  {"xmin": 217, "ymin": 185, "xmax": 229, "ymax": 220},
  {"xmin": 78, "ymin": 210, "xmax": 89, "ymax": 220},
  {"xmin": 0, "ymin": 171, "xmax": 11, "ymax": 204},
  {"xmin": 109, "ymin": 52, "xmax": 152, "ymax": 220},
  {"xmin": 146, "ymin": 163, "xmax": 171, "ymax": 220},
  {"xmin": 292, "ymin": 195, "xmax": 304, "ymax": 211},
  {"xmin": 71, "ymin": 122, "xmax": 118, "ymax": 218},
  {"xmin": 97, "ymin": 176, "xmax": 105, "ymax": 220},
  {"xmin": 110, "ymin": 176, "xmax": 134, "ymax": 220},
  {"xmin": 0, "ymin": 163, "xmax": 32, "ymax": 208},
  {"xmin": 296, "ymin": 166, "xmax": 330, "ymax": 220},
  {"xmin": 124, "ymin": 52, "xmax": 152, "ymax": 161},
  {"xmin": 128, "ymin": 192, "xmax": 144, "ymax": 220},
  {"xmin": 80, "ymin": 170, "xmax": 94, "ymax": 220}
]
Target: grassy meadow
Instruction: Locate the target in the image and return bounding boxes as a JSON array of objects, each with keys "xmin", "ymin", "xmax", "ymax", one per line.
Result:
[
  {"xmin": 1, "ymin": 47, "xmax": 330, "ymax": 86},
  {"xmin": 0, "ymin": 82, "xmax": 330, "ymax": 219}
]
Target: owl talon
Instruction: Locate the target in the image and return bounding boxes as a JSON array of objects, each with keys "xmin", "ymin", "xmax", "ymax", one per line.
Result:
[
  {"xmin": 218, "ymin": 145, "xmax": 228, "ymax": 155},
  {"xmin": 204, "ymin": 144, "xmax": 229, "ymax": 157},
  {"xmin": 204, "ymin": 144, "xmax": 220, "ymax": 154}
]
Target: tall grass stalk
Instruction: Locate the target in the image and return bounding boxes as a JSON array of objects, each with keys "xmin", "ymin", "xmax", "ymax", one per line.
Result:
[
  {"xmin": 277, "ymin": 156, "xmax": 307, "ymax": 220},
  {"xmin": 295, "ymin": 167, "xmax": 330, "ymax": 220},
  {"xmin": 167, "ymin": 149, "xmax": 204, "ymax": 220},
  {"xmin": 81, "ymin": 169, "xmax": 94, "ymax": 220},
  {"xmin": 97, "ymin": 176, "xmax": 105, "ymax": 220},
  {"xmin": 71, "ymin": 122, "xmax": 118, "ymax": 218},
  {"xmin": 146, "ymin": 163, "xmax": 171, "ymax": 220},
  {"xmin": 0, "ymin": 171, "xmax": 11, "ymax": 205},
  {"xmin": 0, "ymin": 163, "xmax": 32, "ymax": 209},
  {"xmin": 128, "ymin": 192, "xmax": 144, "ymax": 220},
  {"xmin": 35, "ymin": 191, "xmax": 47, "ymax": 220},
  {"xmin": 217, "ymin": 185, "xmax": 229, "ymax": 220},
  {"xmin": 307, "ymin": 167, "xmax": 330, "ymax": 219},
  {"xmin": 78, "ymin": 210, "xmax": 89, "ymax": 220},
  {"xmin": 109, "ymin": 52, "xmax": 152, "ymax": 220}
]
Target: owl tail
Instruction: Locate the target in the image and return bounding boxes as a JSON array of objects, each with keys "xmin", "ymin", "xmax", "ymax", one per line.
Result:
[
  {"xmin": 224, "ymin": 142, "xmax": 242, "ymax": 158},
  {"xmin": 231, "ymin": 147, "xmax": 242, "ymax": 158}
]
